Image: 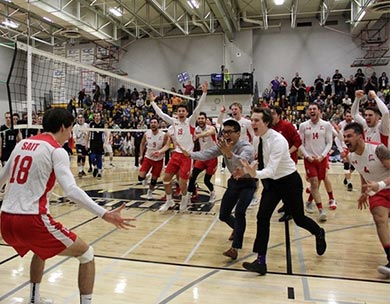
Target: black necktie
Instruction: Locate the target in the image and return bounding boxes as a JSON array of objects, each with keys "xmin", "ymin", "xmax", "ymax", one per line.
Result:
[
  {"xmin": 258, "ymin": 137, "xmax": 270, "ymax": 190},
  {"xmin": 258, "ymin": 137, "xmax": 264, "ymax": 170}
]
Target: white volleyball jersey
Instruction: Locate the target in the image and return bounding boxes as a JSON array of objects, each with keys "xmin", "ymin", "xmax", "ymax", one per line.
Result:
[
  {"xmin": 299, "ymin": 119, "xmax": 333, "ymax": 157},
  {"xmin": 145, "ymin": 129, "xmax": 165, "ymax": 161},
  {"xmin": 365, "ymin": 122, "xmax": 389, "ymax": 147},
  {"xmin": 171, "ymin": 118, "xmax": 195, "ymax": 153},
  {"xmin": 195, "ymin": 125, "xmax": 216, "ymax": 151},
  {"xmin": 349, "ymin": 142, "xmax": 390, "ymax": 192},
  {"xmin": 1, "ymin": 134, "xmax": 61, "ymax": 214},
  {"xmin": 73, "ymin": 122, "xmax": 89, "ymax": 146}
]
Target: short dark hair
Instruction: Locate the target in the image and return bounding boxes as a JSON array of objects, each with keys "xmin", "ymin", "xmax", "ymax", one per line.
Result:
[
  {"xmin": 177, "ymin": 103, "xmax": 188, "ymax": 112},
  {"xmin": 308, "ymin": 102, "xmax": 322, "ymax": 112},
  {"xmin": 223, "ymin": 119, "xmax": 241, "ymax": 132},
  {"xmin": 365, "ymin": 106, "xmax": 381, "ymax": 116},
  {"xmin": 271, "ymin": 105, "xmax": 282, "ymax": 116},
  {"xmin": 344, "ymin": 122, "xmax": 364, "ymax": 135},
  {"xmin": 199, "ymin": 111, "xmax": 207, "ymax": 118},
  {"xmin": 43, "ymin": 108, "xmax": 74, "ymax": 133},
  {"xmin": 252, "ymin": 107, "xmax": 273, "ymax": 128}
]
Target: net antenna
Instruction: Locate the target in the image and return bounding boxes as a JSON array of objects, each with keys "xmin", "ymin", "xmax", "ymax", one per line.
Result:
[{"xmin": 10, "ymin": 41, "xmax": 194, "ymax": 128}]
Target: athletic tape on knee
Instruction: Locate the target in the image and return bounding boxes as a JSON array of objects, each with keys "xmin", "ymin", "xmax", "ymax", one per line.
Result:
[{"xmin": 77, "ymin": 246, "xmax": 94, "ymax": 264}]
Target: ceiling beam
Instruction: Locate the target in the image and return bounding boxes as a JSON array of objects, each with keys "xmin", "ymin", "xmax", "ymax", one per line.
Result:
[
  {"xmin": 148, "ymin": 0, "xmax": 189, "ymax": 35},
  {"xmin": 260, "ymin": 0, "xmax": 268, "ymax": 30},
  {"xmin": 291, "ymin": 0, "xmax": 298, "ymax": 29}
]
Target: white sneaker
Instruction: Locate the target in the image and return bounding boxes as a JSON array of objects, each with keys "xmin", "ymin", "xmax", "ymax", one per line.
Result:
[
  {"xmin": 329, "ymin": 199, "xmax": 337, "ymax": 210},
  {"xmin": 180, "ymin": 196, "xmax": 189, "ymax": 212},
  {"xmin": 142, "ymin": 173, "xmax": 151, "ymax": 186},
  {"xmin": 30, "ymin": 297, "xmax": 54, "ymax": 304},
  {"xmin": 305, "ymin": 201, "xmax": 314, "ymax": 213},
  {"xmin": 318, "ymin": 209, "xmax": 328, "ymax": 222},
  {"xmin": 209, "ymin": 191, "xmax": 216, "ymax": 203},
  {"xmin": 159, "ymin": 200, "xmax": 174, "ymax": 212},
  {"xmin": 221, "ymin": 168, "xmax": 225, "ymax": 173},
  {"xmin": 146, "ymin": 189, "xmax": 153, "ymax": 200},
  {"xmin": 377, "ymin": 264, "xmax": 390, "ymax": 278}
]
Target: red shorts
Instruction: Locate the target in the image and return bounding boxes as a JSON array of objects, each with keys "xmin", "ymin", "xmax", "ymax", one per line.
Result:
[
  {"xmin": 1, "ymin": 212, "xmax": 77, "ymax": 260},
  {"xmin": 304, "ymin": 157, "xmax": 329, "ymax": 181},
  {"xmin": 139, "ymin": 157, "xmax": 164, "ymax": 178},
  {"xmin": 193, "ymin": 158, "xmax": 218, "ymax": 175},
  {"xmin": 165, "ymin": 152, "xmax": 192, "ymax": 180},
  {"xmin": 369, "ymin": 189, "xmax": 390, "ymax": 212}
]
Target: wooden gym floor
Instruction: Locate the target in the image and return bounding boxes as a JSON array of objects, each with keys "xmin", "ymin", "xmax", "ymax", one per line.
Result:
[{"xmin": 0, "ymin": 156, "xmax": 389, "ymax": 303}]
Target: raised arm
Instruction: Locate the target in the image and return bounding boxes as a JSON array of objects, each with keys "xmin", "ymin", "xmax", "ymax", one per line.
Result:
[
  {"xmin": 369, "ymin": 90, "xmax": 390, "ymax": 136},
  {"xmin": 189, "ymin": 82, "xmax": 208, "ymax": 127},
  {"xmin": 351, "ymin": 90, "xmax": 366, "ymax": 127}
]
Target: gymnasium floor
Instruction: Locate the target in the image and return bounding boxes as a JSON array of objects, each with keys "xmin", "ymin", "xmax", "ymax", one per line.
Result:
[{"xmin": 0, "ymin": 156, "xmax": 389, "ymax": 303}]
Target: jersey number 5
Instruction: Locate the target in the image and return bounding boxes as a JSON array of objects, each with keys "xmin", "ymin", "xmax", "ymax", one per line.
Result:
[{"xmin": 10, "ymin": 155, "xmax": 33, "ymax": 184}]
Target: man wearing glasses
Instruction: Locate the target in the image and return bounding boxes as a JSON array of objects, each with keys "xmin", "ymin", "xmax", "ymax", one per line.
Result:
[{"xmin": 181, "ymin": 119, "xmax": 255, "ymax": 260}]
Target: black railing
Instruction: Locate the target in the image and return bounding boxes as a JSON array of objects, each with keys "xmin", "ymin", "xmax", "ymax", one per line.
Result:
[{"xmin": 194, "ymin": 72, "xmax": 254, "ymax": 96}]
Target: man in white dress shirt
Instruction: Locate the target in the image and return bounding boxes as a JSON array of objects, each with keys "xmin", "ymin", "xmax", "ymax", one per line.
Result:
[{"xmin": 238, "ymin": 107, "xmax": 326, "ymax": 276}]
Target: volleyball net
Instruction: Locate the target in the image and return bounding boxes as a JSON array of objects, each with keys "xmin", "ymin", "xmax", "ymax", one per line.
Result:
[{"xmin": 2, "ymin": 41, "xmax": 194, "ymax": 133}]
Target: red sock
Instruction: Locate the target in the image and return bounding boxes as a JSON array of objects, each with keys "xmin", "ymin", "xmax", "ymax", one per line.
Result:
[
  {"xmin": 308, "ymin": 193, "xmax": 313, "ymax": 202},
  {"xmin": 316, "ymin": 203, "xmax": 323, "ymax": 210},
  {"xmin": 328, "ymin": 191, "xmax": 334, "ymax": 200}
]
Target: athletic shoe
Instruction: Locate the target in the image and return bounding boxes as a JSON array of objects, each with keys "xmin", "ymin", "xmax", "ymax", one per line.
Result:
[
  {"xmin": 347, "ymin": 183, "xmax": 353, "ymax": 191},
  {"xmin": 223, "ymin": 247, "xmax": 238, "ymax": 260},
  {"xmin": 81, "ymin": 170, "xmax": 87, "ymax": 176},
  {"xmin": 315, "ymin": 228, "xmax": 327, "ymax": 255},
  {"xmin": 93, "ymin": 168, "xmax": 98, "ymax": 177},
  {"xmin": 159, "ymin": 200, "xmax": 174, "ymax": 211},
  {"xmin": 305, "ymin": 201, "xmax": 314, "ymax": 213},
  {"xmin": 329, "ymin": 199, "xmax": 337, "ymax": 210},
  {"xmin": 88, "ymin": 168, "xmax": 93, "ymax": 173},
  {"xmin": 242, "ymin": 260, "xmax": 267, "ymax": 275},
  {"xmin": 221, "ymin": 168, "xmax": 225, "ymax": 173},
  {"xmin": 78, "ymin": 171, "xmax": 83, "ymax": 177},
  {"xmin": 96, "ymin": 173, "xmax": 102, "ymax": 180},
  {"xmin": 179, "ymin": 196, "xmax": 189, "ymax": 211},
  {"xmin": 318, "ymin": 209, "xmax": 328, "ymax": 222},
  {"xmin": 142, "ymin": 173, "xmax": 151, "ymax": 186},
  {"xmin": 30, "ymin": 297, "xmax": 54, "ymax": 304},
  {"xmin": 146, "ymin": 189, "xmax": 153, "ymax": 200},
  {"xmin": 343, "ymin": 178, "xmax": 348, "ymax": 185},
  {"xmin": 377, "ymin": 263, "xmax": 390, "ymax": 278},
  {"xmin": 209, "ymin": 191, "xmax": 216, "ymax": 203}
]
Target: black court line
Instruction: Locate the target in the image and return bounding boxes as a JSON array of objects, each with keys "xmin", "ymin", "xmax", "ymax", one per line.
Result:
[
  {"xmin": 94, "ymin": 254, "xmax": 390, "ymax": 285},
  {"xmin": 287, "ymin": 287, "xmax": 295, "ymax": 299}
]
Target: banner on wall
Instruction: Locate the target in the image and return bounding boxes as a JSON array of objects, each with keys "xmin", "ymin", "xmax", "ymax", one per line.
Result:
[{"xmin": 53, "ymin": 45, "xmax": 66, "ymax": 104}]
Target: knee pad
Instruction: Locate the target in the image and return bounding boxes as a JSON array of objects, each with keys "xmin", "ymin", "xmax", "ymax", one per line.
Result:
[
  {"xmin": 343, "ymin": 162, "xmax": 350, "ymax": 171},
  {"xmin": 151, "ymin": 178, "xmax": 157, "ymax": 187},
  {"xmin": 77, "ymin": 246, "xmax": 94, "ymax": 264}
]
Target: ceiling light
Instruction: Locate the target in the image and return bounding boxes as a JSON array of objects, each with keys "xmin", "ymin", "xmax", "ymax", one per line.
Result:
[
  {"xmin": 109, "ymin": 7, "xmax": 122, "ymax": 17},
  {"xmin": 43, "ymin": 16, "xmax": 53, "ymax": 23},
  {"xmin": 2, "ymin": 19, "xmax": 19, "ymax": 29},
  {"xmin": 187, "ymin": 0, "xmax": 200, "ymax": 9},
  {"xmin": 274, "ymin": 0, "xmax": 285, "ymax": 5}
]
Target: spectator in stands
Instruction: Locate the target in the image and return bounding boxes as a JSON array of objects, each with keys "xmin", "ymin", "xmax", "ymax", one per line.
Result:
[
  {"xmin": 183, "ymin": 81, "xmax": 195, "ymax": 96},
  {"xmin": 332, "ymin": 69, "xmax": 343, "ymax": 96},
  {"xmin": 78, "ymin": 88, "xmax": 86, "ymax": 108},
  {"xmin": 355, "ymin": 68, "xmax": 365, "ymax": 90},
  {"xmin": 378, "ymin": 72, "xmax": 388, "ymax": 90},
  {"xmin": 314, "ymin": 74, "xmax": 324, "ymax": 97},
  {"xmin": 104, "ymin": 82, "xmax": 110, "ymax": 101}
]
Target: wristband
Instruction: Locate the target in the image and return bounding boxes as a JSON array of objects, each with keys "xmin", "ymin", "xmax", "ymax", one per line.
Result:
[{"xmin": 377, "ymin": 181, "xmax": 386, "ymax": 192}]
